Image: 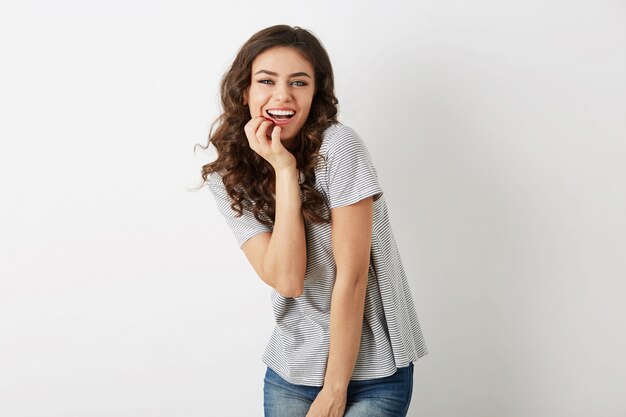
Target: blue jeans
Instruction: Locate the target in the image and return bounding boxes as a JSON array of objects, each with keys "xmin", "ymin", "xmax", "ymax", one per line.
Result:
[{"xmin": 264, "ymin": 363, "xmax": 414, "ymax": 417}]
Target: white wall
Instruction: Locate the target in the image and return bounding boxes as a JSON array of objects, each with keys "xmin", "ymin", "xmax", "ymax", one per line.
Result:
[{"xmin": 1, "ymin": 0, "xmax": 624, "ymax": 416}]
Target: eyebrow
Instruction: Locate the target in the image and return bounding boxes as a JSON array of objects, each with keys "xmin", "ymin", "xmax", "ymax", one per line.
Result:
[{"xmin": 254, "ymin": 69, "xmax": 312, "ymax": 79}]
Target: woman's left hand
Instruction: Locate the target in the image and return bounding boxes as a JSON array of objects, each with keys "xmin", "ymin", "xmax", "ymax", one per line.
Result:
[{"xmin": 305, "ymin": 387, "xmax": 347, "ymax": 417}]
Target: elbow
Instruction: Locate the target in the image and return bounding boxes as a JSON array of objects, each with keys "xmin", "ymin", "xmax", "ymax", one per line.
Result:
[
  {"xmin": 334, "ymin": 272, "xmax": 369, "ymax": 294},
  {"xmin": 263, "ymin": 260, "xmax": 306, "ymax": 298},
  {"xmin": 273, "ymin": 273, "xmax": 305, "ymax": 298},
  {"xmin": 276, "ymin": 284, "xmax": 304, "ymax": 298},
  {"xmin": 260, "ymin": 269, "xmax": 304, "ymax": 298}
]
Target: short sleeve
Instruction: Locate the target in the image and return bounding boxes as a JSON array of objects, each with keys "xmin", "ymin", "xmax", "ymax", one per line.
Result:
[
  {"xmin": 325, "ymin": 126, "xmax": 383, "ymax": 209},
  {"xmin": 208, "ymin": 172, "xmax": 272, "ymax": 248}
]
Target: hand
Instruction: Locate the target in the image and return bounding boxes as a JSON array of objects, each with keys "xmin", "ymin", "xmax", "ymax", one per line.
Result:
[
  {"xmin": 244, "ymin": 116, "xmax": 296, "ymax": 171},
  {"xmin": 305, "ymin": 387, "xmax": 347, "ymax": 417}
]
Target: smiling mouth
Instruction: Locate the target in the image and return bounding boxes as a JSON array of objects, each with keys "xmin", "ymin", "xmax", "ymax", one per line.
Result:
[{"xmin": 266, "ymin": 109, "xmax": 296, "ymax": 121}]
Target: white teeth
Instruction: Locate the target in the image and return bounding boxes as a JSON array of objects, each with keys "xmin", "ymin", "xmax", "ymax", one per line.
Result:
[{"xmin": 267, "ymin": 109, "xmax": 295, "ymax": 116}]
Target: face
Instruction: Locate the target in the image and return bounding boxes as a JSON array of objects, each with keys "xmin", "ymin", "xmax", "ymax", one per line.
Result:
[{"xmin": 244, "ymin": 46, "xmax": 316, "ymax": 145}]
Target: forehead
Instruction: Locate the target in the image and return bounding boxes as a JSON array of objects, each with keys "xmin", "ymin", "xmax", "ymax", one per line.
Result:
[{"xmin": 251, "ymin": 47, "xmax": 314, "ymax": 75}]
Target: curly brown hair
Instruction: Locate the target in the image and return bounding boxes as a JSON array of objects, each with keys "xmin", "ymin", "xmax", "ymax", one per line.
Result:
[{"xmin": 195, "ymin": 25, "xmax": 339, "ymax": 227}]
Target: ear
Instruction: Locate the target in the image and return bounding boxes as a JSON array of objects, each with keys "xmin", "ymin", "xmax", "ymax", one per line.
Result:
[{"xmin": 243, "ymin": 88, "xmax": 249, "ymax": 106}]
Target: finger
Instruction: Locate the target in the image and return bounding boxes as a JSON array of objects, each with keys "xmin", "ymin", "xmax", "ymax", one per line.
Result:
[
  {"xmin": 261, "ymin": 115, "xmax": 276, "ymax": 136},
  {"xmin": 256, "ymin": 120, "xmax": 274, "ymax": 144},
  {"xmin": 244, "ymin": 117, "xmax": 271, "ymax": 148},
  {"xmin": 244, "ymin": 118, "xmax": 263, "ymax": 146},
  {"xmin": 270, "ymin": 125, "xmax": 282, "ymax": 148},
  {"xmin": 265, "ymin": 123, "xmax": 275, "ymax": 139},
  {"xmin": 244, "ymin": 117, "xmax": 268, "ymax": 138}
]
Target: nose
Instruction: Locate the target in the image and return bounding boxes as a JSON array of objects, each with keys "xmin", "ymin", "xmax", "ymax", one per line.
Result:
[{"xmin": 273, "ymin": 82, "xmax": 292, "ymax": 102}]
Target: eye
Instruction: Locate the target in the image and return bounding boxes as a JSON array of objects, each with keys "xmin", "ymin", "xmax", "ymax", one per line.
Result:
[
  {"xmin": 291, "ymin": 80, "xmax": 308, "ymax": 87},
  {"xmin": 258, "ymin": 79, "xmax": 274, "ymax": 85}
]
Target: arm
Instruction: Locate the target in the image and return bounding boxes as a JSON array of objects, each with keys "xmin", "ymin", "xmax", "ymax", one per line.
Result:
[
  {"xmin": 305, "ymin": 196, "xmax": 373, "ymax": 417},
  {"xmin": 248, "ymin": 166, "xmax": 306, "ymax": 297},
  {"xmin": 241, "ymin": 119, "xmax": 306, "ymax": 298}
]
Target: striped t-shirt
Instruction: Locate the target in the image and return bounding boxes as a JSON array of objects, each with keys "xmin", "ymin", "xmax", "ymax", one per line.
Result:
[{"xmin": 208, "ymin": 122, "xmax": 428, "ymax": 386}]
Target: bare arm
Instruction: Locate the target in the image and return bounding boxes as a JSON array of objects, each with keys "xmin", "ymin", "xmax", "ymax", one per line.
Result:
[
  {"xmin": 241, "ymin": 118, "xmax": 307, "ymax": 298},
  {"xmin": 305, "ymin": 196, "xmax": 373, "ymax": 417}
]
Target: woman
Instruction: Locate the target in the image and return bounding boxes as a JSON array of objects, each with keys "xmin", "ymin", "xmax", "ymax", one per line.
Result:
[{"xmin": 200, "ymin": 24, "xmax": 428, "ymax": 417}]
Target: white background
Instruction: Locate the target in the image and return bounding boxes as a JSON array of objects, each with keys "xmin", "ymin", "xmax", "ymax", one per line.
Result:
[{"xmin": 1, "ymin": 0, "xmax": 625, "ymax": 416}]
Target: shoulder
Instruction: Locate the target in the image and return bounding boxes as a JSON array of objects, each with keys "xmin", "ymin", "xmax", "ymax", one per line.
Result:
[
  {"xmin": 207, "ymin": 170, "xmax": 228, "ymax": 198},
  {"xmin": 320, "ymin": 122, "xmax": 368, "ymax": 156}
]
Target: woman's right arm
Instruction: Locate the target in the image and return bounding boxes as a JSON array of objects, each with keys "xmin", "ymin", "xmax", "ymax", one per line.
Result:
[{"xmin": 241, "ymin": 118, "xmax": 307, "ymax": 298}]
